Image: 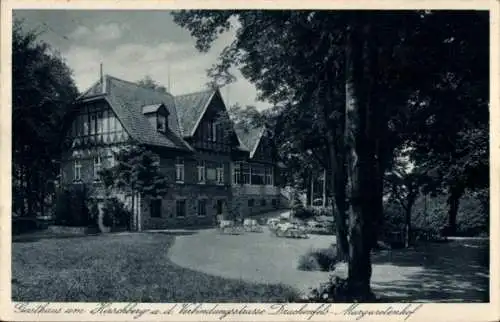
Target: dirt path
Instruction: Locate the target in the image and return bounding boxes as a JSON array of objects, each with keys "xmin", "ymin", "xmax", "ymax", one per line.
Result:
[{"xmin": 168, "ymin": 228, "xmax": 489, "ymax": 301}]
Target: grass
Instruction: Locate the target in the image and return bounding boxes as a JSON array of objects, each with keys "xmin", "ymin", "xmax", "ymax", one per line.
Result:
[{"xmin": 12, "ymin": 232, "xmax": 298, "ymax": 302}]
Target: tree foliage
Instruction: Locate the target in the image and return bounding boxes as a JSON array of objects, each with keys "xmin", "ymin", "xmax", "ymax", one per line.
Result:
[
  {"xmin": 12, "ymin": 19, "xmax": 79, "ymax": 217},
  {"xmin": 99, "ymin": 146, "xmax": 169, "ymax": 230},
  {"xmin": 172, "ymin": 10, "xmax": 489, "ymax": 300},
  {"xmin": 137, "ymin": 75, "xmax": 168, "ymax": 93}
]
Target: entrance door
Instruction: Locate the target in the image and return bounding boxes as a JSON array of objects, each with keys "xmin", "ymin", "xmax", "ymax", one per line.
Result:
[{"xmin": 216, "ymin": 200, "xmax": 224, "ymax": 215}]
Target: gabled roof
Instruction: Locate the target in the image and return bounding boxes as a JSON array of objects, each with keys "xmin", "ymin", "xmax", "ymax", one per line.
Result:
[
  {"xmin": 234, "ymin": 126, "xmax": 265, "ymax": 158},
  {"xmin": 174, "ymin": 90, "xmax": 215, "ymax": 137},
  {"xmin": 77, "ymin": 75, "xmax": 192, "ymax": 151}
]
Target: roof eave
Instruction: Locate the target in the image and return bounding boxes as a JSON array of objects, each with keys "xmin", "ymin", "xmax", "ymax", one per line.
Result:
[
  {"xmin": 188, "ymin": 90, "xmax": 217, "ymax": 137},
  {"xmin": 249, "ymin": 127, "xmax": 266, "ymax": 159}
]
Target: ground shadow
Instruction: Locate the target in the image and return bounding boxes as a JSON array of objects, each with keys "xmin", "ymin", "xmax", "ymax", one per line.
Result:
[{"xmin": 370, "ymin": 239, "xmax": 489, "ymax": 302}]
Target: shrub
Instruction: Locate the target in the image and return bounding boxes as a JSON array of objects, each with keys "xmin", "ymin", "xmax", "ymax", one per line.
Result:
[
  {"xmin": 297, "ymin": 253, "xmax": 321, "ymax": 271},
  {"xmin": 412, "ymin": 193, "xmax": 449, "ymax": 239},
  {"xmin": 102, "ymin": 197, "xmax": 131, "ymax": 230},
  {"xmin": 301, "ymin": 276, "xmax": 376, "ymax": 303},
  {"xmin": 54, "ymin": 186, "xmax": 94, "ymax": 227},
  {"xmin": 456, "ymin": 190, "xmax": 489, "ymax": 236},
  {"xmin": 297, "ymin": 247, "xmax": 337, "ymax": 272},
  {"xmin": 291, "ymin": 199, "xmax": 309, "ymax": 220},
  {"xmin": 11, "ymin": 218, "xmax": 41, "ymax": 235}
]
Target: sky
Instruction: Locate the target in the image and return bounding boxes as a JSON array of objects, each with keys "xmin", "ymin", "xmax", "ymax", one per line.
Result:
[{"xmin": 13, "ymin": 10, "xmax": 272, "ymax": 111}]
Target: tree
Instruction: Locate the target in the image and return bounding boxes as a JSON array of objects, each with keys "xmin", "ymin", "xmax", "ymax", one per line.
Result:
[
  {"xmin": 100, "ymin": 146, "xmax": 169, "ymax": 231},
  {"xmin": 398, "ymin": 12, "xmax": 489, "ymax": 235},
  {"xmin": 384, "ymin": 149, "xmax": 426, "ymax": 247},
  {"xmin": 172, "ymin": 10, "xmax": 488, "ymax": 300},
  {"xmin": 137, "ymin": 75, "xmax": 168, "ymax": 93},
  {"xmin": 12, "ymin": 19, "xmax": 79, "ymax": 217}
]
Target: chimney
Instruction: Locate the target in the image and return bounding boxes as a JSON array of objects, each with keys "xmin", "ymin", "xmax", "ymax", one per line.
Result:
[
  {"xmin": 167, "ymin": 62, "xmax": 171, "ymax": 93},
  {"xmin": 100, "ymin": 63, "xmax": 106, "ymax": 93}
]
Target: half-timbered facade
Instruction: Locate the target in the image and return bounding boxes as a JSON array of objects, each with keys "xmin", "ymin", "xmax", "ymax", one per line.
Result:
[{"xmin": 60, "ymin": 74, "xmax": 286, "ymax": 230}]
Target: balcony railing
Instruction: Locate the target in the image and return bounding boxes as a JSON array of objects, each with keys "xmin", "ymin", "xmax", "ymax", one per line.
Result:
[{"xmin": 231, "ymin": 184, "xmax": 280, "ymax": 196}]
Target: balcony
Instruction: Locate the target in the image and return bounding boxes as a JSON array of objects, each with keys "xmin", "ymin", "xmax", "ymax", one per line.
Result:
[{"xmin": 231, "ymin": 184, "xmax": 280, "ymax": 196}]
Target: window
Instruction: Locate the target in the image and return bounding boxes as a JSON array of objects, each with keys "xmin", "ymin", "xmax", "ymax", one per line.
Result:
[
  {"xmin": 97, "ymin": 112, "xmax": 103, "ymax": 134},
  {"xmin": 197, "ymin": 160, "xmax": 206, "ymax": 184},
  {"xmin": 233, "ymin": 162, "xmax": 241, "ymax": 184},
  {"xmin": 265, "ymin": 166, "xmax": 274, "ymax": 185},
  {"xmin": 197, "ymin": 199, "xmax": 207, "ymax": 217},
  {"xmin": 150, "ymin": 199, "xmax": 162, "ymax": 218},
  {"xmin": 157, "ymin": 114, "xmax": 167, "ymax": 132},
  {"xmin": 206, "ymin": 121, "xmax": 212, "ymax": 141},
  {"xmin": 242, "ymin": 162, "xmax": 250, "ymax": 184},
  {"xmin": 106, "ymin": 154, "xmax": 115, "ymax": 168},
  {"xmin": 232, "ymin": 162, "xmax": 250, "ymax": 184},
  {"xmin": 211, "ymin": 122, "xmax": 218, "ymax": 142},
  {"xmin": 176, "ymin": 199, "xmax": 186, "ymax": 218},
  {"xmin": 82, "ymin": 114, "xmax": 89, "ymax": 135},
  {"xmin": 90, "ymin": 114, "xmax": 96, "ymax": 135},
  {"xmin": 251, "ymin": 166, "xmax": 265, "ymax": 185},
  {"xmin": 216, "ymin": 163, "xmax": 224, "ymax": 185},
  {"xmin": 272, "ymin": 199, "xmax": 277, "ymax": 207},
  {"xmin": 93, "ymin": 156, "xmax": 101, "ymax": 180},
  {"xmin": 175, "ymin": 157, "xmax": 184, "ymax": 183},
  {"xmin": 261, "ymin": 199, "xmax": 266, "ymax": 206},
  {"xmin": 248, "ymin": 199, "xmax": 254, "ymax": 207},
  {"xmin": 73, "ymin": 159, "xmax": 82, "ymax": 181}
]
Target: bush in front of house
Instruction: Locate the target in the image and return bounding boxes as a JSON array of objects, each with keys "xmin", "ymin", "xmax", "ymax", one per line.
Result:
[
  {"xmin": 11, "ymin": 217, "xmax": 44, "ymax": 235},
  {"xmin": 297, "ymin": 247, "xmax": 338, "ymax": 272},
  {"xmin": 102, "ymin": 197, "xmax": 132, "ymax": 231},
  {"xmin": 54, "ymin": 186, "xmax": 94, "ymax": 227},
  {"xmin": 291, "ymin": 198, "xmax": 310, "ymax": 220}
]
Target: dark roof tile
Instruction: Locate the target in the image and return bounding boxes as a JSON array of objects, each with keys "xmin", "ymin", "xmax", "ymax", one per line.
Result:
[
  {"xmin": 234, "ymin": 125, "xmax": 265, "ymax": 158},
  {"xmin": 78, "ymin": 75, "xmax": 192, "ymax": 151},
  {"xmin": 175, "ymin": 90, "xmax": 214, "ymax": 136}
]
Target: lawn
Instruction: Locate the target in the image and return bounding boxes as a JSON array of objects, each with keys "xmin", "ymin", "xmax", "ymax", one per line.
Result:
[{"xmin": 12, "ymin": 232, "xmax": 298, "ymax": 302}]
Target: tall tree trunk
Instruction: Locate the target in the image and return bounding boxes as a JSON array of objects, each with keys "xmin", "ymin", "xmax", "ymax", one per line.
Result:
[
  {"xmin": 322, "ymin": 55, "xmax": 349, "ymax": 261},
  {"xmin": 26, "ymin": 167, "xmax": 33, "ymax": 217},
  {"xmin": 404, "ymin": 204, "xmax": 412, "ymax": 248},
  {"xmin": 310, "ymin": 172, "xmax": 315, "ymax": 205},
  {"xmin": 326, "ymin": 137, "xmax": 349, "ymax": 261},
  {"xmin": 344, "ymin": 21, "xmax": 374, "ymax": 300},
  {"xmin": 366, "ymin": 16, "xmax": 384, "ymax": 251},
  {"xmin": 322, "ymin": 168, "xmax": 327, "ymax": 207},
  {"xmin": 447, "ymin": 185, "xmax": 463, "ymax": 236},
  {"xmin": 306, "ymin": 174, "xmax": 312, "ymax": 206}
]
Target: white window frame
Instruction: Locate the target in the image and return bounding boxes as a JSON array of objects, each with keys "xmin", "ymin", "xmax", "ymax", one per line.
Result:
[
  {"xmin": 96, "ymin": 112, "xmax": 103, "ymax": 134},
  {"xmin": 176, "ymin": 199, "xmax": 186, "ymax": 218},
  {"xmin": 251, "ymin": 165, "xmax": 265, "ymax": 185},
  {"xmin": 93, "ymin": 156, "xmax": 102, "ymax": 180},
  {"xmin": 90, "ymin": 113, "xmax": 96, "ymax": 135},
  {"xmin": 197, "ymin": 160, "xmax": 206, "ymax": 184},
  {"xmin": 197, "ymin": 199, "xmax": 207, "ymax": 217},
  {"xmin": 216, "ymin": 163, "xmax": 224, "ymax": 185},
  {"xmin": 233, "ymin": 162, "xmax": 241, "ymax": 184},
  {"xmin": 242, "ymin": 162, "xmax": 250, "ymax": 185},
  {"xmin": 265, "ymin": 166, "xmax": 274, "ymax": 186},
  {"xmin": 175, "ymin": 157, "xmax": 184, "ymax": 183},
  {"xmin": 74, "ymin": 159, "xmax": 82, "ymax": 182},
  {"xmin": 106, "ymin": 154, "xmax": 115, "ymax": 168}
]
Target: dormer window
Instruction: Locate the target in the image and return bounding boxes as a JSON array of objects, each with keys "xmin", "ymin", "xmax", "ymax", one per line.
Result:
[
  {"xmin": 142, "ymin": 103, "xmax": 169, "ymax": 133},
  {"xmin": 157, "ymin": 113, "xmax": 167, "ymax": 132}
]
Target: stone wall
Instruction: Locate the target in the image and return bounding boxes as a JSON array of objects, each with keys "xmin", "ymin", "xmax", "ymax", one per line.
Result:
[{"xmin": 141, "ymin": 183, "xmax": 231, "ymax": 230}]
